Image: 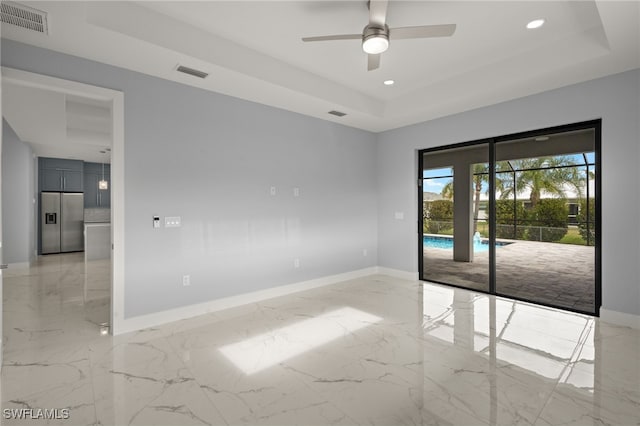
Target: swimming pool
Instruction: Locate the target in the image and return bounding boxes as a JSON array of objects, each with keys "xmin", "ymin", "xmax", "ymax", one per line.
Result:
[{"xmin": 423, "ymin": 235, "xmax": 511, "ymax": 252}]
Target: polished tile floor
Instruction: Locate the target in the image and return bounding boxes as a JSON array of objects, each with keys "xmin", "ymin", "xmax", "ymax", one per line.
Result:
[{"xmin": 2, "ymin": 254, "xmax": 639, "ymax": 425}]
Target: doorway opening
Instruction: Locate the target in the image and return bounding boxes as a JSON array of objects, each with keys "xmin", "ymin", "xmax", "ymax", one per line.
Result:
[
  {"xmin": 419, "ymin": 120, "xmax": 601, "ymax": 315},
  {"xmin": 1, "ymin": 67, "xmax": 124, "ymax": 334}
]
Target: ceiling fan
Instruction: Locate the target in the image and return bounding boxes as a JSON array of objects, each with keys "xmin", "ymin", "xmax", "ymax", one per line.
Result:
[{"xmin": 301, "ymin": 0, "xmax": 456, "ymax": 71}]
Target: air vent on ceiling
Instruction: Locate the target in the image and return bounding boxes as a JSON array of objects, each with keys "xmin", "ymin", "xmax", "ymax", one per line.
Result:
[
  {"xmin": 1, "ymin": 1, "xmax": 48, "ymax": 34},
  {"xmin": 328, "ymin": 110, "xmax": 346, "ymax": 117},
  {"xmin": 176, "ymin": 65, "xmax": 209, "ymax": 79}
]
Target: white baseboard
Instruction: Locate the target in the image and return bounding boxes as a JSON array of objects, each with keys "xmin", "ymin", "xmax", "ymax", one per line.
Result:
[
  {"xmin": 600, "ymin": 309, "xmax": 640, "ymax": 329},
  {"xmin": 376, "ymin": 267, "xmax": 419, "ymax": 281},
  {"xmin": 114, "ymin": 267, "xmax": 378, "ymax": 335},
  {"xmin": 7, "ymin": 262, "xmax": 30, "ymax": 269},
  {"xmin": 105, "ymin": 266, "xmax": 640, "ymax": 335}
]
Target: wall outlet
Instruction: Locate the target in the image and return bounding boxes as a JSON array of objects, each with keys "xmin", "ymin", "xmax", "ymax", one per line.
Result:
[
  {"xmin": 394, "ymin": 211, "xmax": 405, "ymax": 220},
  {"xmin": 293, "ymin": 187, "xmax": 300, "ymax": 197},
  {"xmin": 293, "ymin": 258, "xmax": 300, "ymax": 269},
  {"xmin": 182, "ymin": 275, "xmax": 190, "ymax": 286}
]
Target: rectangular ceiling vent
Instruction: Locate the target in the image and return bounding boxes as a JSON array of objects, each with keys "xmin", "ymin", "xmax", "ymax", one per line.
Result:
[
  {"xmin": 176, "ymin": 65, "xmax": 209, "ymax": 79},
  {"xmin": 328, "ymin": 110, "xmax": 346, "ymax": 117},
  {"xmin": 1, "ymin": 2, "xmax": 48, "ymax": 34}
]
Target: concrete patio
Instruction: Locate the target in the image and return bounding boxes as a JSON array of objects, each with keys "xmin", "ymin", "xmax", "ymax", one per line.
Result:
[{"xmin": 423, "ymin": 239, "xmax": 595, "ymax": 313}]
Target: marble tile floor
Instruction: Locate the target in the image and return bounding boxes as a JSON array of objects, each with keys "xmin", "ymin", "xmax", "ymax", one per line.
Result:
[{"xmin": 2, "ymin": 253, "xmax": 639, "ymax": 425}]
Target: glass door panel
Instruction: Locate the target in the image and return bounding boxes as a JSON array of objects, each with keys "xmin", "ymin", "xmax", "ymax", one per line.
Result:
[
  {"xmin": 494, "ymin": 129, "xmax": 596, "ymax": 314},
  {"xmin": 422, "ymin": 144, "xmax": 490, "ymax": 292}
]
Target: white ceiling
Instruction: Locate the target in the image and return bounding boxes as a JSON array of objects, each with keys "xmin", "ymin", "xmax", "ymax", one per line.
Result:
[
  {"xmin": 2, "ymin": 82, "xmax": 112, "ymax": 163},
  {"xmin": 1, "ymin": 0, "xmax": 639, "ymax": 137}
]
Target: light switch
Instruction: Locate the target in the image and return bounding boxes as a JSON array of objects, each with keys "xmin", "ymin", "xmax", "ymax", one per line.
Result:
[
  {"xmin": 165, "ymin": 216, "xmax": 181, "ymax": 228},
  {"xmin": 394, "ymin": 212, "xmax": 405, "ymax": 220},
  {"xmin": 270, "ymin": 186, "xmax": 277, "ymax": 196},
  {"xmin": 153, "ymin": 216, "xmax": 161, "ymax": 228}
]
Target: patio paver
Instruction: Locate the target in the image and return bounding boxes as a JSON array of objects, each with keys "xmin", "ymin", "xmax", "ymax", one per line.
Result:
[{"xmin": 423, "ymin": 239, "xmax": 595, "ymax": 313}]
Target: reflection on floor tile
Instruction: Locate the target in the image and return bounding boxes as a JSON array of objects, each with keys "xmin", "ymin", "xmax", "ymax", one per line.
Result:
[{"xmin": 2, "ymin": 254, "xmax": 639, "ymax": 425}]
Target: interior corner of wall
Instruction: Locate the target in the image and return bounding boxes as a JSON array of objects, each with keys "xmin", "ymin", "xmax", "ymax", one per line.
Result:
[{"xmin": 600, "ymin": 308, "xmax": 640, "ymax": 329}]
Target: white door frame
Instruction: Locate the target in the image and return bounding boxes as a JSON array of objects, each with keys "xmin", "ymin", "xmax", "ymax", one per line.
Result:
[{"xmin": 1, "ymin": 67, "xmax": 126, "ymax": 335}]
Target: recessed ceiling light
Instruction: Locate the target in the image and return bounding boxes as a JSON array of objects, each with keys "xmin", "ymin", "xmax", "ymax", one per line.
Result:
[
  {"xmin": 383, "ymin": 80, "xmax": 395, "ymax": 86},
  {"xmin": 526, "ymin": 19, "xmax": 545, "ymax": 29}
]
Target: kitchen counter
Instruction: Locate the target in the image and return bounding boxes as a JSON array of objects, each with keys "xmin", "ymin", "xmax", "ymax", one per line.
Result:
[
  {"xmin": 84, "ymin": 208, "xmax": 110, "ymax": 223},
  {"xmin": 84, "ymin": 222, "xmax": 111, "ymax": 261}
]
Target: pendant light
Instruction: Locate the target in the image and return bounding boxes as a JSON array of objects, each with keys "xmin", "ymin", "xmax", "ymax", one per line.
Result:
[{"xmin": 98, "ymin": 150, "xmax": 108, "ymax": 190}]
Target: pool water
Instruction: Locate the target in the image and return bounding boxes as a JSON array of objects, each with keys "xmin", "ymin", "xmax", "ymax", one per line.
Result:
[{"xmin": 423, "ymin": 236, "xmax": 510, "ymax": 252}]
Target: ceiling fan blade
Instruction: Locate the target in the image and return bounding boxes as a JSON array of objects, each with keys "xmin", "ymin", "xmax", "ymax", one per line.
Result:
[
  {"xmin": 368, "ymin": 0, "xmax": 389, "ymax": 27},
  {"xmin": 302, "ymin": 34, "xmax": 361, "ymax": 42},
  {"xmin": 390, "ymin": 24, "xmax": 456, "ymax": 40},
  {"xmin": 367, "ymin": 54, "xmax": 381, "ymax": 71}
]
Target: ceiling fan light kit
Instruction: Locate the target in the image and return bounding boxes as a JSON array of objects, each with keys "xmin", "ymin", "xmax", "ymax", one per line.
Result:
[
  {"xmin": 301, "ymin": 0, "xmax": 456, "ymax": 71},
  {"xmin": 362, "ymin": 25, "xmax": 389, "ymax": 54}
]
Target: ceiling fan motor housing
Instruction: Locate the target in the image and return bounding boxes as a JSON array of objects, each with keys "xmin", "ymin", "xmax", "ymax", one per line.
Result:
[{"xmin": 362, "ymin": 24, "xmax": 389, "ymax": 54}]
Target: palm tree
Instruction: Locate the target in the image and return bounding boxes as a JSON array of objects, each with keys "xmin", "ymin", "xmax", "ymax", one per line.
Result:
[
  {"xmin": 439, "ymin": 156, "xmax": 585, "ymax": 233},
  {"xmin": 441, "ymin": 180, "xmax": 453, "ymax": 200},
  {"xmin": 440, "ymin": 164, "xmax": 489, "ymax": 232},
  {"xmin": 496, "ymin": 156, "xmax": 584, "ymax": 207}
]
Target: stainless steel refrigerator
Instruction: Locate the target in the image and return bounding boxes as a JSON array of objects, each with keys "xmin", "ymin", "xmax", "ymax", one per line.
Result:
[{"xmin": 41, "ymin": 192, "xmax": 84, "ymax": 254}]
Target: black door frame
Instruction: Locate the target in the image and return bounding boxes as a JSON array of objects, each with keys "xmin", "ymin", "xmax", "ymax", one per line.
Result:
[{"xmin": 418, "ymin": 119, "xmax": 602, "ymax": 316}]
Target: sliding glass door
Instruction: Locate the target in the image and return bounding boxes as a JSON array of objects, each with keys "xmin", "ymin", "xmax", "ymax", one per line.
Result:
[
  {"xmin": 494, "ymin": 128, "xmax": 597, "ymax": 313},
  {"xmin": 421, "ymin": 144, "xmax": 491, "ymax": 293},
  {"xmin": 419, "ymin": 121, "xmax": 600, "ymax": 315}
]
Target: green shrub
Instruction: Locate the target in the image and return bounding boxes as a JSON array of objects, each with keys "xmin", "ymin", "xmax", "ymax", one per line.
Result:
[
  {"xmin": 495, "ymin": 199, "xmax": 527, "ymax": 239},
  {"xmin": 425, "ymin": 200, "xmax": 453, "ymax": 234},
  {"xmin": 526, "ymin": 199, "xmax": 568, "ymax": 242},
  {"xmin": 577, "ymin": 199, "xmax": 596, "ymax": 246}
]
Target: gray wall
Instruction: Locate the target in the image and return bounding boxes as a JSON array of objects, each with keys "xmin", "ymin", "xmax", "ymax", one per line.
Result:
[
  {"xmin": 1, "ymin": 119, "xmax": 35, "ymax": 265},
  {"xmin": 1, "ymin": 40, "xmax": 378, "ymax": 317},
  {"xmin": 4, "ymin": 39, "xmax": 639, "ymax": 318},
  {"xmin": 377, "ymin": 68, "xmax": 640, "ymax": 316}
]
